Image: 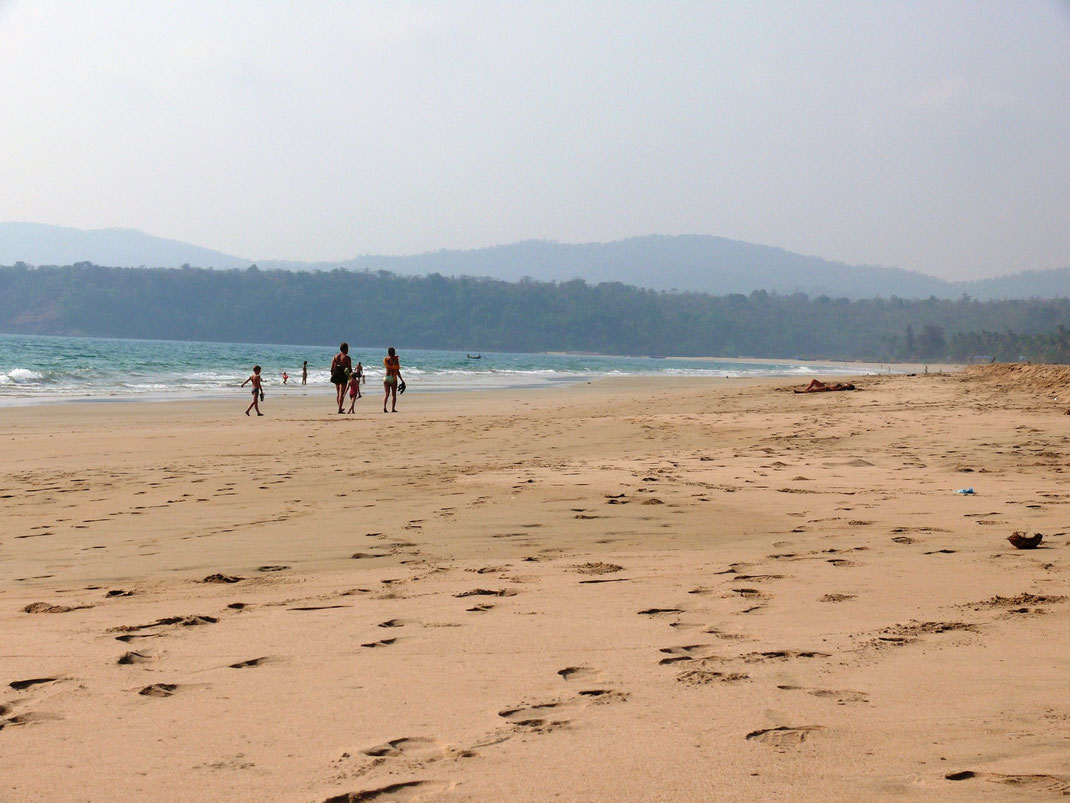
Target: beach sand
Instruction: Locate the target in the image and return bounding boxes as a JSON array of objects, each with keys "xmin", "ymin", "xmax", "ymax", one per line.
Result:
[{"xmin": 2, "ymin": 367, "xmax": 1069, "ymax": 800}]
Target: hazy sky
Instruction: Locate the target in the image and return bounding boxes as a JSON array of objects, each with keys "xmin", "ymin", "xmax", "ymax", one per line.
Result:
[{"xmin": 0, "ymin": 1, "xmax": 1067, "ymax": 279}]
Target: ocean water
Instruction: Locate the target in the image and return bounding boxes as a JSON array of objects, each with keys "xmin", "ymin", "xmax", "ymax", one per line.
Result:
[{"xmin": 0, "ymin": 333, "xmax": 879, "ymax": 405}]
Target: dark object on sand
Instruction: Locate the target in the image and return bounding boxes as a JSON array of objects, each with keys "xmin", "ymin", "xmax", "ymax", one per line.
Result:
[
  {"xmin": 203, "ymin": 573, "xmax": 244, "ymax": 584},
  {"xmin": 1007, "ymin": 532, "xmax": 1043, "ymax": 549}
]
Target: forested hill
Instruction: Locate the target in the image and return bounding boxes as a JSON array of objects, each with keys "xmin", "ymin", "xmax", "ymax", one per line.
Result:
[{"xmin": 3, "ymin": 263, "xmax": 1070, "ymax": 363}]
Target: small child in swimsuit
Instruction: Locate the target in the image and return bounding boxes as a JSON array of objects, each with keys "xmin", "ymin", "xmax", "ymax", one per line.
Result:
[
  {"xmin": 242, "ymin": 366, "xmax": 263, "ymax": 416},
  {"xmin": 346, "ymin": 372, "xmax": 361, "ymax": 413}
]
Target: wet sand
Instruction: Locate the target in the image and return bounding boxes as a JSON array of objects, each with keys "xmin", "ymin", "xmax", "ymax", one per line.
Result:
[{"xmin": 2, "ymin": 367, "xmax": 1069, "ymax": 800}]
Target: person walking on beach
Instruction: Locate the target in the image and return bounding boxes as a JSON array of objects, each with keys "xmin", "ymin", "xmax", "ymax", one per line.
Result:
[
  {"xmin": 302, "ymin": 361, "xmax": 308, "ymax": 385},
  {"xmin": 241, "ymin": 365, "xmax": 264, "ymax": 416},
  {"xmin": 330, "ymin": 343, "xmax": 352, "ymax": 414},
  {"xmin": 383, "ymin": 347, "xmax": 403, "ymax": 413}
]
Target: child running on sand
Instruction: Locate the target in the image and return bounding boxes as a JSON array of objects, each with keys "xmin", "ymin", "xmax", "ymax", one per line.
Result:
[
  {"xmin": 346, "ymin": 371, "xmax": 361, "ymax": 413},
  {"xmin": 241, "ymin": 366, "xmax": 264, "ymax": 416}
]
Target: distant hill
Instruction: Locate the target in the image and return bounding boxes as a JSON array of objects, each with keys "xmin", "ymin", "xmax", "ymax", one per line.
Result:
[
  {"xmin": 0, "ymin": 222, "xmax": 250, "ymax": 269},
  {"xmin": 961, "ymin": 268, "xmax": 1070, "ymax": 300},
  {"xmin": 3, "ymin": 223, "xmax": 1066, "ymax": 300},
  {"xmin": 264, "ymin": 236, "xmax": 955, "ymax": 299}
]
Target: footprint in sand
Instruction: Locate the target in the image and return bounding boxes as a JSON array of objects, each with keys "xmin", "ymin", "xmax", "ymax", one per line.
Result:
[
  {"xmin": 228, "ymin": 657, "xmax": 275, "ymax": 669},
  {"xmin": 361, "ymin": 638, "xmax": 398, "ymax": 648},
  {"xmin": 819, "ymin": 593, "xmax": 855, "ymax": 602},
  {"xmin": 945, "ymin": 771, "xmax": 1070, "ymax": 794},
  {"xmin": 638, "ymin": 607, "xmax": 685, "ymax": 616},
  {"xmin": 777, "ymin": 685, "xmax": 869, "ymax": 704},
  {"xmin": 734, "ymin": 574, "xmax": 784, "ymax": 582},
  {"xmin": 111, "ymin": 615, "xmax": 217, "ymax": 635},
  {"xmin": 573, "ymin": 562, "xmax": 623, "ymax": 575},
  {"xmin": 971, "ymin": 592, "xmax": 1067, "ymax": 616},
  {"xmin": 728, "ymin": 588, "xmax": 768, "ymax": 600},
  {"xmin": 323, "ymin": 780, "xmax": 452, "ymax": 802},
  {"xmin": 361, "ymin": 736, "xmax": 474, "ymax": 761},
  {"xmin": 741, "ymin": 650, "xmax": 830, "ymax": 663},
  {"xmin": 466, "ymin": 603, "xmax": 494, "ymax": 613},
  {"xmin": 117, "ymin": 651, "xmax": 154, "ymax": 665},
  {"xmin": 703, "ymin": 628, "xmax": 749, "ymax": 641},
  {"xmin": 557, "ymin": 667, "xmax": 602, "ymax": 682},
  {"xmin": 746, "ymin": 725, "xmax": 823, "ymax": 749},
  {"xmin": 873, "ymin": 621, "xmax": 976, "ymax": 646},
  {"xmin": 498, "ymin": 700, "xmax": 576, "ymax": 729},
  {"xmin": 676, "ymin": 669, "xmax": 749, "ymax": 685},
  {"xmin": 0, "ymin": 709, "xmax": 59, "ymax": 731},
  {"xmin": 23, "ymin": 602, "xmax": 93, "ymax": 614},
  {"xmin": 658, "ymin": 644, "xmax": 719, "ymax": 665},
  {"xmin": 9, "ymin": 677, "xmax": 61, "ymax": 691},
  {"xmin": 455, "ymin": 589, "xmax": 517, "ymax": 598},
  {"xmin": 498, "ymin": 690, "xmax": 626, "ymax": 732}
]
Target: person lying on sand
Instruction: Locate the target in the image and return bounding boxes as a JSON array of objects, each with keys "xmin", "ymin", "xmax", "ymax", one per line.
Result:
[{"xmin": 794, "ymin": 379, "xmax": 856, "ymax": 393}]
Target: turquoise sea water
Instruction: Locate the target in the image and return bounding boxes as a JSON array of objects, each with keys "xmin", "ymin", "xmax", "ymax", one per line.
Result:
[{"xmin": 0, "ymin": 333, "xmax": 878, "ymax": 405}]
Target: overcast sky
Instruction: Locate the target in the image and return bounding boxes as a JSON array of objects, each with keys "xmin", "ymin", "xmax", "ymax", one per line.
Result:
[{"xmin": 0, "ymin": 1, "xmax": 1067, "ymax": 279}]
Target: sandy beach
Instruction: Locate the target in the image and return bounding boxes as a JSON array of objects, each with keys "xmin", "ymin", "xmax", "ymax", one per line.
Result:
[{"xmin": 2, "ymin": 366, "xmax": 1069, "ymax": 801}]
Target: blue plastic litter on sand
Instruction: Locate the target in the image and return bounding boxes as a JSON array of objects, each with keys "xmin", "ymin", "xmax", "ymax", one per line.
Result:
[{"xmin": 955, "ymin": 488, "xmax": 975, "ymax": 495}]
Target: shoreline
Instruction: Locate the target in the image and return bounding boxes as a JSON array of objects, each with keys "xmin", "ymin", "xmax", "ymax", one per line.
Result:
[
  {"xmin": 0, "ymin": 366, "xmax": 910, "ymax": 409},
  {"xmin": 0, "ymin": 374, "xmax": 771, "ymax": 413},
  {"xmin": 545, "ymin": 350, "xmax": 966, "ymax": 373}
]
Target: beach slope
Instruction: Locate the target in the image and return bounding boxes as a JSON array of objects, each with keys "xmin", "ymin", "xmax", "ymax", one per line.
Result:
[{"xmin": 2, "ymin": 369, "xmax": 1069, "ymax": 800}]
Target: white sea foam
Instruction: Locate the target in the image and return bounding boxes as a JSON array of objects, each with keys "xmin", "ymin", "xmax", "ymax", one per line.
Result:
[{"xmin": 0, "ymin": 368, "xmax": 44, "ymax": 384}]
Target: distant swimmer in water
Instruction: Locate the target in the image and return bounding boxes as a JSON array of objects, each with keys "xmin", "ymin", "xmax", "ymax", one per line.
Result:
[
  {"xmin": 794, "ymin": 379, "xmax": 856, "ymax": 393},
  {"xmin": 383, "ymin": 347, "xmax": 403, "ymax": 413}
]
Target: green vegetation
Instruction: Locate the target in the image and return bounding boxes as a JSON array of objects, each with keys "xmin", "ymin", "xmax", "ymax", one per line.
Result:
[{"xmin": 2, "ymin": 262, "xmax": 1070, "ymax": 362}]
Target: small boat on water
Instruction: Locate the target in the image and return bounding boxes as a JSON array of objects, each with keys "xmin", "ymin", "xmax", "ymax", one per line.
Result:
[{"xmin": 466, "ymin": 354, "xmax": 482, "ymax": 359}]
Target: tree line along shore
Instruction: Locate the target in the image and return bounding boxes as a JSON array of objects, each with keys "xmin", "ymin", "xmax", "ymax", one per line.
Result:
[{"xmin": 3, "ymin": 262, "xmax": 1070, "ymax": 363}]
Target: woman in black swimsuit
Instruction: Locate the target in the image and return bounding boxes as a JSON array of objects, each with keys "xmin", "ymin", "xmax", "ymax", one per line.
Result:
[{"xmin": 330, "ymin": 342, "xmax": 352, "ymax": 413}]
